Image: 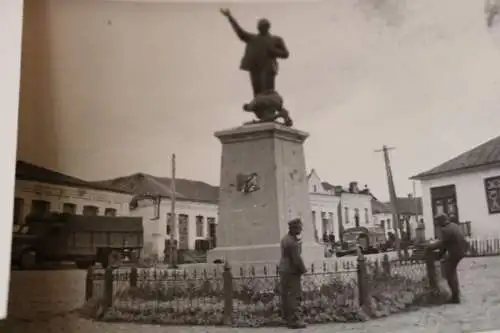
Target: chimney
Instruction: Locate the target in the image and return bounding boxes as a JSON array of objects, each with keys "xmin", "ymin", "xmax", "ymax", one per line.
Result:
[
  {"xmin": 349, "ymin": 181, "xmax": 359, "ymax": 194},
  {"xmin": 334, "ymin": 186, "xmax": 343, "ymax": 195}
]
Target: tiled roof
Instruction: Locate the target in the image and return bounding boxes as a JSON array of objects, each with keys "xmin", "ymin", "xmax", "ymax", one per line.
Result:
[
  {"xmin": 383, "ymin": 197, "xmax": 423, "ymax": 215},
  {"xmin": 16, "ymin": 161, "xmax": 131, "ymax": 194},
  {"xmin": 411, "ymin": 135, "xmax": 500, "ymax": 180},
  {"xmin": 91, "ymin": 173, "xmax": 219, "ymax": 204}
]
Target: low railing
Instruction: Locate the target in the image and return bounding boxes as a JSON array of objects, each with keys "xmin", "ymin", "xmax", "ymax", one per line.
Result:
[{"xmin": 83, "ymin": 253, "xmax": 444, "ymax": 327}]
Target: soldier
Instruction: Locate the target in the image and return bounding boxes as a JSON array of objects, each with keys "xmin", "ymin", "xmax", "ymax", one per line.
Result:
[
  {"xmin": 426, "ymin": 213, "xmax": 468, "ymax": 304},
  {"xmin": 279, "ymin": 218, "xmax": 307, "ymax": 329}
]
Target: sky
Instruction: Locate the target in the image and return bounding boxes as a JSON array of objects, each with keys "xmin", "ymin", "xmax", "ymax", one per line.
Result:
[{"xmin": 16, "ymin": 0, "xmax": 500, "ymax": 201}]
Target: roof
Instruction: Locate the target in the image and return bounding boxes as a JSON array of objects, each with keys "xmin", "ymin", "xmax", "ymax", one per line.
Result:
[
  {"xmin": 91, "ymin": 173, "xmax": 219, "ymax": 204},
  {"xmin": 371, "ymin": 199, "xmax": 391, "ymax": 214},
  {"xmin": 411, "ymin": 135, "xmax": 500, "ymax": 180},
  {"xmin": 16, "ymin": 160, "xmax": 131, "ymax": 194},
  {"xmin": 383, "ymin": 197, "xmax": 423, "ymax": 215}
]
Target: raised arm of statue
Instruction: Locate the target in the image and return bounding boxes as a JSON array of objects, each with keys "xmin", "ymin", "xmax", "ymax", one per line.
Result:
[{"xmin": 220, "ymin": 8, "xmax": 254, "ymax": 43}]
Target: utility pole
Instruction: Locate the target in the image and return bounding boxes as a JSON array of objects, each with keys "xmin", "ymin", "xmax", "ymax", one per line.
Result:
[
  {"xmin": 375, "ymin": 145, "xmax": 403, "ymax": 258},
  {"xmin": 169, "ymin": 153, "xmax": 178, "ymax": 269}
]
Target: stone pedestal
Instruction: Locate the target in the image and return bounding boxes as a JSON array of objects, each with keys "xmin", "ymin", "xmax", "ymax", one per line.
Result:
[{"xmin": 207, "ymin": 123, "xmax": 324, "ymax": 264}]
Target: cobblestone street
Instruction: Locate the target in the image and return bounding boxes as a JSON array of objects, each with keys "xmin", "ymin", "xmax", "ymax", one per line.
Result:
[{"xmin": 3, "ymin": 257, "xmax": 500, "ymax": 333}]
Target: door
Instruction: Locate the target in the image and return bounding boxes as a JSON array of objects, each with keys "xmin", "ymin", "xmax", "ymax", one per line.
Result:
[
  {"xmin": 178, "ymin": 214, "xmax": 189, "ymax": 250},
  {"xmin": 430, "ymin": 185, "xmax": 459, "ymax": 238}
]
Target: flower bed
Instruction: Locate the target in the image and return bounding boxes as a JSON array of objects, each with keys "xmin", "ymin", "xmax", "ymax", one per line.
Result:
[{"xmin": 93, "ymin": 271, "xmax": 442, "ymax": 327}]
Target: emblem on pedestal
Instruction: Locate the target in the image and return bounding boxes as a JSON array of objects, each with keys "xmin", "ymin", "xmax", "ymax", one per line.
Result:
[{"xmin": 236, "ymin": 172, "xmax": 260, "ymax": 193}]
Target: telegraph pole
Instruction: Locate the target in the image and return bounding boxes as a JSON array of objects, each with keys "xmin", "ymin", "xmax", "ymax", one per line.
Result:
[
  {"xmin": 375, "ymin": 145, "xmax": 403, "ymax": 257},
  {"xmin": 169, "ymin": 153, "xmax": 178, "ymax": 269}
]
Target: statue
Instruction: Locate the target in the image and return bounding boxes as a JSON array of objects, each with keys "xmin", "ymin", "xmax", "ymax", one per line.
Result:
[
  {"xmin": 220, "ymin": 8, "xmax": 293, "ymax": 127},
  {"xmin": 243, "ymin": 90, "xmax": 293, "ymax": 127}
]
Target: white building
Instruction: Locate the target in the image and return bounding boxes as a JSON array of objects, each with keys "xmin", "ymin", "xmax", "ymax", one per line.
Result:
[
  {"xmin": 307, "ymin": 169, "xmax": 374, "ymax": 242},
  {"xmin": 411, "ymin": 135, "xmax": 500, "ymax": 240},
  {"xmin": 92, "ymin": 173, "xmax": 219, "ymax": 258},
  {"xmin": 371, "ymin": 195, "xmax": 423, "ymax": 239},
  {"xmin": 14, "ymin": 161, "xmax": 132, "ymax": 228}
]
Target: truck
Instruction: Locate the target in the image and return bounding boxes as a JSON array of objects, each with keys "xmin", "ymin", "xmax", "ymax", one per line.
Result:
[
  {"xmin": 11, "ymin": 212, "xmax": 144, "ymax": 270},
  {"xmin": 336, "ymin": 226, "xmax": 387, "ymax": 257}
]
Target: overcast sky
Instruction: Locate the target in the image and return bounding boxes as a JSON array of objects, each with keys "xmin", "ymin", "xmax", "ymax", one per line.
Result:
[{"xmin": 16, "ymin": 0, "xmax": 500, "ymax": 201}]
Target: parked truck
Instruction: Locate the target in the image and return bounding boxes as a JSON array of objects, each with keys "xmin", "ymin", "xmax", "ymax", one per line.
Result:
[
  {"xmin": 336, "ymin": 226, "xmax": 387, "ymax": 257},
  {"xmin": 11, "ymin": 212, "xmax": 144, "ymax": 270}
]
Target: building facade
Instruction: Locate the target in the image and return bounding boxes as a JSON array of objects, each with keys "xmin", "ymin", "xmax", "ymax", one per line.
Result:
[
  {"xmin": 371, "ymin": 196, "xmax": 423, "ymax": 239},
  {"xmin": 13, "ymin": 161, "xmax": 132, "ymax": 228},
  {"xmin": 411, "ymin": 135, "xmax": 500, "ymax": 240},
  {"xmin": 308, "ymin": 169, "xmax": 374, "ymax": 242}
]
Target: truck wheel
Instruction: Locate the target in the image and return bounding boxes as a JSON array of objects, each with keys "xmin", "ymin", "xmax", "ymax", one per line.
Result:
[{"xmin": 20, "ymin": 250, "xmax": 37, "ymax": 270}]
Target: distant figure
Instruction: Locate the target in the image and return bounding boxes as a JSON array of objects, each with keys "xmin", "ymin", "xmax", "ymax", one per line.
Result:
[
  {"xmin": 219, "ymin": 8, "xmax": 289, "ymax": 97},
  {"xmin": 279, "ymin": 218, "xmax": 307, "ymax": 329},
  {"xmin": 328, "ymin": 232, "xmax": 336, "ymax": 248},
  {"xmin": 322, "ymin": 231, "xmax": 329, "ymax": 244},
  {"xmin": 425, "ymin": 213, "xmax": 468, "ymax": 304}
]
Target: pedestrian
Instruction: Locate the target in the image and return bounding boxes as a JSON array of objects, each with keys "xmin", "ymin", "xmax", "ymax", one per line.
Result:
[
  {"xmin": 279, "ymin": 218, "xmax": 307, "ymax": 329},
  {"xmin": 425, "ymin": 213, "xmax": 468, "ymax": 304}
]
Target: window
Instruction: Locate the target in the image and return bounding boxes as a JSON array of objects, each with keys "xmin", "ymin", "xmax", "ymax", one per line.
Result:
[
  {"xmin": 104, "ymin": 208, "xmax": 117, "ymax": 217},
  {"xmin": 195, "ymin": 215, "xmax": 204, "ymax": 237},
  {"xmin": 387, "ymin": 218, "xmax": 391, "ymax": 229},
  {"xmin": 82, "ymin": 205, "xmax": 99, "ymax": 216},
  {"xmin": 312, "ymin": 211, "xmax": 316, "ymax": 223},
  {"xmin": 321, "ymin": 212, "xmax": 329, "ymax": 234},
  {"xmin": 328, "ymin": 212, "xmax": 334, "ymax": 233},
  {"xmin": 313, "ymin": 185, "xmax": 317, "ymax": 193},
  {"xmin": 364, "ymin": 208, "xmax": 369, "ymax": 224},
  {"xmin": 354, "ymin": 208, "xmax": 360, "ymax": 226},
  {"xmin": 31, "ymin": 200, "xmax": 51, "ymax": 216},
  {"xmin": 13, "ymin": 198, "xmax": 24, "ymax": 225},
  {"xmin": 380, "ymin": 220, "xmax": 385, "ymax": 229},
  {"xmin": 62, "ymin": 203, "xmax": 76, "ymax": 215},
  {"xmin": 485, "ymin": 176, "xmax": 500, "ymax": 214},
  {"xmin": 344, "ymin": 207, "xmax": 349, "ymax": 224}
]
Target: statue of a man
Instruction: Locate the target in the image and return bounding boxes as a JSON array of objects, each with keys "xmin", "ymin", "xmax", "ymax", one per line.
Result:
[{"xmin": 220, "ymin": 8, "xmax": 290, "ymax": 97}]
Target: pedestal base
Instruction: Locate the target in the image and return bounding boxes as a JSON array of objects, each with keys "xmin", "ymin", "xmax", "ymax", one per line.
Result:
[{"xmin": 207, "ymin": 241, "xmax": 325, "ymax": 264}]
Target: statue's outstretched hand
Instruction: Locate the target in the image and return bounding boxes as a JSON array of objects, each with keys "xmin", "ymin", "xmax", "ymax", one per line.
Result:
[{"xmin": 220, "ymin": 8, "xmax": 231, "ymax": 17}]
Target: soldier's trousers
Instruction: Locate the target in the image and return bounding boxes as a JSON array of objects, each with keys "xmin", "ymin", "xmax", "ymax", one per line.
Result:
[
  {"xmin": 442, "ymin": 256, "xmax": 462, "ymax": 301},
  {"xmin": 280, "ymin": 274, "xmax": 302, "ymax": 324}
]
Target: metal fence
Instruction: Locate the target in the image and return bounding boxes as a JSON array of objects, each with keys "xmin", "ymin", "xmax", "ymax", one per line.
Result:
[{"xmin": 84, "ymin": 253, "xmax": 442, "ymax": 327}]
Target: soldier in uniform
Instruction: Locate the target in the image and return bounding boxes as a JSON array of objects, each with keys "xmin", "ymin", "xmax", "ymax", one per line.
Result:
[
  {"xmin": 426, "ymin": 213, "xmax": 468, "ymax": 304},
  {"xmin": 279, "ymin": 218, "xmax": 307, "ymax": 329}
]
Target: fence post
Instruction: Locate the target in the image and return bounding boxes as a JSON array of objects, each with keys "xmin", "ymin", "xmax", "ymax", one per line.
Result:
[
  {"xmin": 425, "ymin": 255, "xmax": 438, "ymax": 291},
  {"xmin": 357, "ymin": 254, "xmax": 371, "ymax": 312},
  {"xmin": 103, "ymin": 267, "xmax": 114, "ymax": 312},
  {"xmin": 85, "ymin": 265, "xmax": 94, "ymax": 301},
  {"xmin": 222, "ymin": 262, "xmax": 233, "ymax": 326},
  {"xmin": 130, "ymin": 266, "xmax": 138, "ymax": 288},
  {"xmin": 382, "ymin": 253, "xmax": 391, "ymax": 277}
]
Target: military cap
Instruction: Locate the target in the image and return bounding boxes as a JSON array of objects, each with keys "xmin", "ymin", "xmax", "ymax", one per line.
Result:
[
  {"xmin": 288, "ymin": 218, "xmax": 302, "ymax": 226},
  {"xmin": 434, "ymin": 213, "xmax": 448, "ymax": 222}
]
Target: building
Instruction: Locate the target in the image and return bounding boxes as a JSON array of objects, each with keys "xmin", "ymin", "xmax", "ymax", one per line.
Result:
[
  {"xmin": 411, "ymin": 135, "xmax": 500, "ymax": 240},
  {"xmin": 92, "ymin": 173, "xmax": 219, "ymax": 258},
  {"xmin": 13, "ymin": 161, "xmax": 132, "ymax": 228},
  {"xmin": 371, "ymin": 195, "xmax": 423, "ymax": 239},
  {"xmin": 307, "ymin": 169, "xmax": 374, "ymax": 242}
]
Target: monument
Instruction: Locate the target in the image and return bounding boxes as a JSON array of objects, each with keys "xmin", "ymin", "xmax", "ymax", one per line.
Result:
[
  {"xmin": 207, "ymin": 9, "xmax": 324, "ymax": 264},
  {"xmin": 206, "ymin": 123, "xmax": 324, "ymax": 263}
]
